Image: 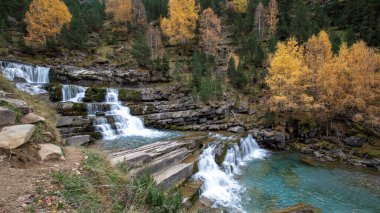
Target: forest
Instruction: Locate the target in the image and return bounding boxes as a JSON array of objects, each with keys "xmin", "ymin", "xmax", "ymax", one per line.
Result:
[{"xmin": 1, "ymin": 0, "xmax": 378, "ymax": 130}]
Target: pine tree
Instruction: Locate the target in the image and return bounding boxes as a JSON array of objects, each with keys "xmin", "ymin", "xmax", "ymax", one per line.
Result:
[
  {"xmin": 142, "ymin": 0, "xmax": 168, "ymax": 22},
  {"xmin": 130, "ymin": 34, "xmax": 152, "ymax": 67}
]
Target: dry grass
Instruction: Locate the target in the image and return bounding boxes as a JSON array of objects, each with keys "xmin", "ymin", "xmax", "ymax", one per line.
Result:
[{"xmin": 0, "ymin": 75, "xmax": 61, "ymax": 143}]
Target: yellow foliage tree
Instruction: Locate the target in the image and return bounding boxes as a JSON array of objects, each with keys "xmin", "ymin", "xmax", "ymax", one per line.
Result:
[
  {"xmin": 106, "ymin": 0, "xmax": 133, "ymax": 24},
  {"xmin": 199, "ymin": 8, "xmax": 222, "ymax": 56},
  {"xmin": 304, "ymin": 30, "xmax": 333, "ymax": 97},
  {"xmin": 160, "ymin": 0, "xmax": 199, "ymax": 45},
  {"xmin": 24, "ymin": 0, "xmax": 72, "ymax": 45},
  {"xmin": 266, "ymin": 0, "xmax": 278, "ymax": 36},
  {"xmin": 266, "ymin": 37, "xmax": 311, "ymax": 111},
  {"xmin": 233, "ymin": 0, "xmax": 248, "ymax": 13}
]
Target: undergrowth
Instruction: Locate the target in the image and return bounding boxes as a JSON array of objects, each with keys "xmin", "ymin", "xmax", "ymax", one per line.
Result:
[{"xmin": 52, "ymin": 148, "xmax": 183, "ymax": 212}]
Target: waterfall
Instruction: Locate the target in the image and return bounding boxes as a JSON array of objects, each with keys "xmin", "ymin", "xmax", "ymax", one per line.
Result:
[
  {"xmin": 0, "ymin": 61, "xmax": 50, "ymax": 94},
  {"xmin": 194, "ymin": 135, "xmax": 268, "ymax": 212},
  {"xmin": 93, "ymin": 117, "xmax": 116, "ymax": 139},
  {"xmin": 62, "ymin": 85, "xmax": 86, "ymax": 102},
  {"xmin": 98, "ymin": 89, "xmax": 165, "ymax": 139}
]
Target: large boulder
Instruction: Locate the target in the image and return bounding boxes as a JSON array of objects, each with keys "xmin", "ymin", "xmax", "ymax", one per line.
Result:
[
  {"xmin": 65, "ymin": 135, "xmax": 91, "ymax": 146},
  {"xmin": 38, "ymin": 143, "xmax": 65, "ymax": 161},
  {"xmin": 0, "ymin": 124, "xmax": 35, "ymax": 149},
  {"xmin": 0, "ymin": 98, "xmax": 31, "ymax": 113},
  {"xmin": 0, "ymin": 107, "xmax": 16, "ymax": 126},
  {"xmin": 21, "ymin": 113, "xmax": 45, "ymax": 124},
  {"xmin": 343, "ymin": 135, "xmax": 367, "ymax": 147}
]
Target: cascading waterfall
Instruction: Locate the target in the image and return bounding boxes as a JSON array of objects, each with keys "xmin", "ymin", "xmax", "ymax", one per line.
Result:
[
  {"xmin": 194, "ymin": 135, "xmax": 268, "ymax": 212},
  {"xmin": 60, "ymin": 85, "xmax": 166, "ymax": 140},
  {"xmin": 62, "ymin": 85, "xmax": 86, "ymax": 102},
  {"xmin": 93, "ymin": 117, "xmax": 116, "ymax": 139},
  {"xmin": 103, "ymin": 88, "xmax": 164, "ymax": 138},
  {"xmin": 0, "ymin": 61, "xmax": 50, "ymax": 94}
]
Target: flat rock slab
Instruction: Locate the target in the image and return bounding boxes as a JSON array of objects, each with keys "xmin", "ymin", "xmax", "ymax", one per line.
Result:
[
  {"xmin": 57, "ymin": 116, "xmax": 91, "ymax": 128},
  {"xmin": 0, "ymin": 106, "xmax": 16, "ymax": 126},
  {"xmin": 21, "ymin": 113, "xmax": 45, "ymax": 124},
  {"xmin": 129, "ymin": 148, "xmax": 190, "ymax": 177},
  {"xmin": 38, "ymin": 143, "xmax": 65, "ymax": 161},
  {"xmin": 0, "ymin": 124, "xmax": 35, "ymax": 149},
  {"xmin": 65, "ymin": 135, "xmax": 90, "ymax": 146},
  {"xmin": 154, "ymin": 163, "xmax": 193, "ymax": 190},
  {"xmin": 109, "ymin": 137, "xmax": 202, "ymax": 166},
  {"xmin": 0, "ymin": 98, "xmax": 31, "ymax": 113}
]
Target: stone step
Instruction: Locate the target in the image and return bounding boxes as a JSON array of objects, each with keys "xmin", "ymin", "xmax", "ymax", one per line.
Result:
[
  {"xmin": 154, "ymin": 163, "xmax": 193, "ymax": 190},
  {"xmin": 129, "ymin": 148, "xmax": 190, "ymax": 177},
  {"xmin": 181, "ymin": 179, "xmax": 203, "ymax": 207}
]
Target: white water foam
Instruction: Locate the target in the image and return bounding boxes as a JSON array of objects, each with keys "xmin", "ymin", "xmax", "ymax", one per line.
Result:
[
  {"xmin": 194, "ymin": 135, "xmax": 268, "ymax": 212},
  {"xmin": 62, "ymin": 85, "xmax": 86, "ymax": 102},
  {"xmin": 102, "ymin": 88, "xmax": 166, "ymax": 139},
  {"xmin": 0, "ymin": 61, "xmax": 49, "ymax": 94}
]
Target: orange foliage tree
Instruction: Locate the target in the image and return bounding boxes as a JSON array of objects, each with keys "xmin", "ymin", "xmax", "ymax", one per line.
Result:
[
  {"xmin": 160, "ymin": 0, "xmax": 199, "ymax": 45},
  {"xmin": 24, "ymin": 0, "xmax": 72, "ymax": 45},
  {"xmin": 267, "ymin": 31, "xmax": 380, "ymax": 127},
  {"xmin": 199, "ymin": 8, "xmax": 222, "ymax": 57},
  {"xmin": 105, "ymin": 0, "xmax": 133, "ymax": 24}
]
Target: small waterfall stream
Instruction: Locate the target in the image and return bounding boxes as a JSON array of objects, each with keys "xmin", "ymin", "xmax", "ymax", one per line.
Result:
[
  {"xmin": 61, "ymin": 85, "xmax": 165, "ymax": 140},
  {"xmin": 62, "ymin": 85, "xmax": 86, "ymax": 102},
  {"xmin": 194, "ymin": 135, "xmax": 267, "ymax": 212},
  {"xmin": 0, "ymin": 61, "xmax": 50, "ymax": 94}
]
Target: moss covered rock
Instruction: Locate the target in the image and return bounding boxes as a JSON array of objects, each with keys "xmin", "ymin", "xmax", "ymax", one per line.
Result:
[
  {"xmin": 84, "ymin": 87, "xmax": 107, "ymax": 102},
  {"xmin": 57, "ymin": 102, "xmax": 87, "ymax": 116},
  {"xmin": 119, "ymin": 89, "xmax": 142, "ymax": 102},
  {"xmin": 49, "ymin": 84, "xmax": 63, "ymax": 102}
]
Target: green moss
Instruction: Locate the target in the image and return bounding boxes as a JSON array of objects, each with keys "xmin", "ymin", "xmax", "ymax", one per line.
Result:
[
  {"xmin": 48, "ymin": 84, "xmax": 63, "ymax": 101},
  {"xmin": 291, "ymin": 142, "xmax": 307, "ymax": 151},
  {"xmin": 317, "ymin": 141, "xmax": 336, "ymax": 150},
  {"xmin": 84, "ymin": 87, "xmax": 107, "ymax": 102},
  {"xmin": 119, "ymin": 88, "xmax": 142, "ymax": 102},
  {"xmin": 60, "ymin": 103, "xmax": 88, "ymax": 116}
]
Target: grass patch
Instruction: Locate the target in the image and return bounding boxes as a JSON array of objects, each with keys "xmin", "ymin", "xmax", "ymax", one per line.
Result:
[
  {"xmin": 51, "ymin": 148, "xmax": 183, "ymax": 212},
  {"xmin": 0, "ymin": 75, "xmax": 61, "ymax": 143}
]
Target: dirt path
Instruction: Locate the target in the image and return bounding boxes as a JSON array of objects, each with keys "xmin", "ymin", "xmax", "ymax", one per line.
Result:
[{"xmin": 0, "ymin": 147, "xmax": 83, "ymax": 212}]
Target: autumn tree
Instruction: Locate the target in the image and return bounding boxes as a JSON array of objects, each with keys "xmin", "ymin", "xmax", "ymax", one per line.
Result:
[
  {"xmin": 266, "ymin": 0, "xmax": 278, "ymax": 36},
  {"xmin": 24, "ymin": 0, "xmax": 72, "ymax": 45},
  {"xmin": 199, "ymin": 8, "xmax": 222, "ymax": 57},
  {"xmin": 266, "ymin": 37, "xmax": 311, "ymax": 111},
  {"xmin": 317, "ymin": 41, "xmax": 380, "ymax": 126},
  {"xmin": 233, "ymin": 0, "xmax": 248, "ymax": 13},
  {"xmin": 304, "ymin": 30, "xmax": 333, "ymax": 98},
  {"xmin": 254, "ymin": 1, "xmax": 267, "ymax": 38},
  {"xmin": 105, "ymin": 0, "xmax": 132, "ymax": 24},
  {"xmin": 160, "ymin": 0, "xmax": 199, "ymax": 45}
]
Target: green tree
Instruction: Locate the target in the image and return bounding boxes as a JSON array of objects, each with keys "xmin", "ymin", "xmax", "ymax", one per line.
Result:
[
  {"xmin": 142, "ymin": 0, "xmax": 168, "ymax": 22},
  {"xmin": 130, "ymin": 34, "xmax": 152, "ymax": 67},
  {"xmin": 289, "ymin": 0, "xmax": 316, "ymax": 42}
]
